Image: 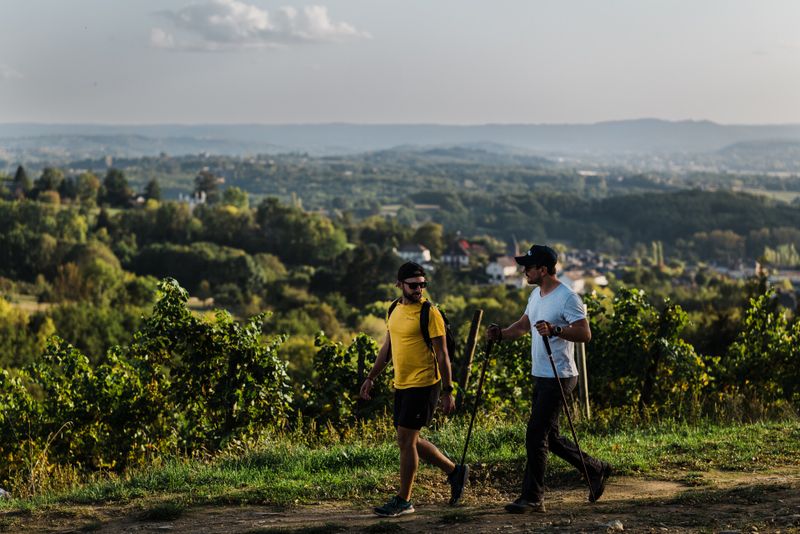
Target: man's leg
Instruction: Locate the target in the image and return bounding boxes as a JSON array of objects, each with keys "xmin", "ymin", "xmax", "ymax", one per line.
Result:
[
  {"xmin": 547, "ymin": 377, "xmax": 604, "ymax": 475},
  {"xmin": 520, "ymin": 378, "xmax": 564, "ymax": 503},
  {"xmin": 396, "ymin": 426, "xmax": 420, "ymax": 501},
  {"xmin": 417, "ymin": 437, "xmax": 455, "ymax": 474},
  {"xmin": 546, "ymin": 377, "xmax": 610, "ymax": 501}
]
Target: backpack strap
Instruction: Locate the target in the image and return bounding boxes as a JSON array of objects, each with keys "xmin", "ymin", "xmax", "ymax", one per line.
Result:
[
  {"xmin": 420, "ymin": 301, "xmax": 440, "ymax": 381},
  {"xmin": 420, "ymin": 300, "xmax": 432, "ymax": 351},
  {"xmin": 387, "ymin": 297, "xmax": 400, "ymax": 319}
]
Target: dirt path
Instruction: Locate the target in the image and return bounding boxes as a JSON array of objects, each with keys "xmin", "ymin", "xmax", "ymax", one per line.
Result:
[{"xmin": 4, "ymin": 470, "xmax": 800, "ymax": 533}]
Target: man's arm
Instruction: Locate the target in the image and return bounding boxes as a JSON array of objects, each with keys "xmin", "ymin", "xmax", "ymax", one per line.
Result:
[
  {"xmin": 431, "ymin": 335, "xmax": 455, "ymax": 415},
  {"xmin": 360, "ymin": 332, "xmax": 391, "ymax": 401},
  {"xmin": 488, "ymin": 313, "xmax": 531, "ymax": 342},
  {"xmin": 535, "ymin": 318, "xmax": 591, "ymax": 343}
]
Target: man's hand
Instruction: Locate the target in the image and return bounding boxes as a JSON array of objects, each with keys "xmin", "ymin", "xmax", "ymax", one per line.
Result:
[
  {"xmin": 440, "ymin": 393, "xmax": 455, "ymax": 414},
  {"xmin": 359, "ymin": 378, "xmax": 374, "ymax": 400},
  {"xmin": 487, "ymin": 323, "xmax": 503, "ymax": 342},
  {"xmin": 534, "ymin": 320, "xmax": 553, "ymax": 337}
]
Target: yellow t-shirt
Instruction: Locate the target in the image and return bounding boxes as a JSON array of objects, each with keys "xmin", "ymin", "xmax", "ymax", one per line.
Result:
[{"xmin": 387, "ymin": 298, "xmax": 446, "ymax": 389}]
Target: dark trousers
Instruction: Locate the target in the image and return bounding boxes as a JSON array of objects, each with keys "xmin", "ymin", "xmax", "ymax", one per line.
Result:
[{"xmin": 521, "ymin": 376, "xmax": 604, "ymax": 502}]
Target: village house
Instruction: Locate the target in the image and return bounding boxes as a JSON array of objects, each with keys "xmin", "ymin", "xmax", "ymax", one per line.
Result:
[
  {"xmin": 394, "ymin": 243, "xmax": 432, "ymax": 265},
  {"xmin": 442, "ymin": 239, "xmax": 471, "ymax": 269},
  {"xmin": 486, "ymin": 255, "xmax": 523, "ymax": 286}
]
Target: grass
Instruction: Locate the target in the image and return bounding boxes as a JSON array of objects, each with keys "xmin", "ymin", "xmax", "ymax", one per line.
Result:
[{"xmin": 1, "ymin": 417, "xmax": 798, "ymax": 513}]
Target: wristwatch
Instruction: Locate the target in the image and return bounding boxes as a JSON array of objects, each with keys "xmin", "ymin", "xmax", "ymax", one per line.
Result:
[
  {"xmin": 443, "ymin": 385, "xmax": 454, "ymax": 394},
  {"xmin": 553, "ymin": 325, "xmax": 563, "ymax": 337}
]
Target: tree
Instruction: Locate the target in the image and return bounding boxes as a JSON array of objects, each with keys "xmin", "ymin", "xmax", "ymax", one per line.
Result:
[
  {"xmin": 195, "ymin": 170, "xmax": 221, "ymax": 204},
  {"xmin": 144, "ymin": 178, "xmax": 161, "ymax": 201},
  {"xmin": 75, "ymin": 172, "xmax": 100, "ymax": 206},
  {"xmin": 255, "ymin": 197, "xmax": 347, "ymax": 265},
  {"xmin": 222, "ymin": 186, "xmax": 248, "ymax": 209},
  {"xmin": 100, "ymin": 168, "xmax": 132, "ymax": 207},
  {"xmin": 412, "ymin": 221, "xmax": 445, "ymax": 257},
  {"xmin": 33, "ymin": 168, "xmax": 64, "ymax": 197},
  {"xmin": 12, "ymin": 165, "xmax": 31, "ymax": 199}
]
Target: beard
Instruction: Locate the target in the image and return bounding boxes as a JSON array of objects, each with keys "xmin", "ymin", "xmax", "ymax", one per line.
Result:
[{"xmin": 403, "ymin": 288, "xmax": 423, "ymax": 302}]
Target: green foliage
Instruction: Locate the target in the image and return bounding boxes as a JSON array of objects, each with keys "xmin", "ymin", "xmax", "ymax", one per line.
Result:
[
  {"xmin": 222, "ymin": 186, "xmax": 249, "ymax": 209},
  {"xmin": 0, "ymin": 278, "xmax": 293, "ymax": 489},
  {"xmin": 33, "ymin": 168, "xmax": 64, "ymax": 196},
  {"xmin": 255, "ymin": 197, "xmax": 347, "ymax": 265},
  {"xmin": 44, "ymin": 303, "xmax": 144, "ymax": 363},
  {"xmin": 585, "ymin": 288, "xmax": 709, "ymax": 417},
  {"xmin": 469, "ymin": 337, "xmax": 534, "ymax": 415},
  {"xmin": 0, "ymin": 298, "xmax": 54, "ymax": 368},
  {"xmin": 194, "ymin": 170, "xmax": 220, "ymax": 204},
  {"xmin": 304, "ymin": 333, "xmax": 391, "ymax": 428},
  {"xmin": 762, "ymin": 243, "xmax": 800, "ymax": 267},
  {"xmin": 75, "ymin": 172, "xmax": 100, "ymax": 206},
  {"xmin": 725, "ymin": 289, "xmax": 800, "ymax": 404},
  {"xmin": 132, "ymin": 241, "xmax": 268, "ymax": 295},
  {"xmin": 11, "ymin": 165, "xmax": 32, "ymax": 199},
  {"xmin": 129, "ymin": 278, "xmax": 293, "ymax": 448},
  {"xmin": 143, "ymin": 178, "xmax": 161, "ymax": 202},
  {"xmin": 100, "ymin": 168, "xmax": 132, "ymax": 207}
]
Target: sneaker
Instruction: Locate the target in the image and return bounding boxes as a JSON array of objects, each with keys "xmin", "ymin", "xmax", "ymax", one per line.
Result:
[
  {"xmin": 504, "ymin": 497, "xmax": 546, "ymax": 514},
  {"xmin": 447, "ymin": 464, "xmax": 469, "ymax": 506},
  {"xmin": 374, "ymin": 495, "xmax": 415, "ymax": 517},
  {"xmin": 588, "ymin": 462, "xmax": 612, "ymax": 503}
]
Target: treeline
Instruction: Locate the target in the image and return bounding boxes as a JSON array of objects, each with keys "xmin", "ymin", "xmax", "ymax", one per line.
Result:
[{"xmin": 5, "ymin": 162, "xmax": 800, "ymax": 267}]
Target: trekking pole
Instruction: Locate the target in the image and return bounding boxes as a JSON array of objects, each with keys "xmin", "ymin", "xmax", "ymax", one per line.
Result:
[
  {"xmin": 458, "ymin": 339, "xmax": 495, "ymax": 469},
  {"xmin": 537, "ymin": 323, "xmax": 596, "ymax": 502}
]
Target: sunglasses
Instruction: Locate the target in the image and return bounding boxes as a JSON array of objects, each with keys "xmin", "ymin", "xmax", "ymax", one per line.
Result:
[{"xmin": 403, "ymin": 281, "xmax": 428, "ymax": 289}]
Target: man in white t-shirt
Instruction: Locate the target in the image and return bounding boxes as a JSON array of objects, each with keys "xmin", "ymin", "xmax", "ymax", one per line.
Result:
[{"xmin": 488, "ymin": 244, "xmax": 611, "ymax": 513}]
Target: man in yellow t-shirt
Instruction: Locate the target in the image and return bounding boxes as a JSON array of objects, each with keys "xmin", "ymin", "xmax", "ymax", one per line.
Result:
[{"xmin": 360, "ymin": 262, "xmax": 467, "ymax": 517}]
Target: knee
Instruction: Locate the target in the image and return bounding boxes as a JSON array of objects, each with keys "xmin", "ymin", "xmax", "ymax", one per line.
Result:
[
  {"xmin": 396, "ymin": 430, "xmax": 419, "ymax": 451},
  {"xmin": 526, "ymin": 427, "xmax": 550, "ymax": 451}
]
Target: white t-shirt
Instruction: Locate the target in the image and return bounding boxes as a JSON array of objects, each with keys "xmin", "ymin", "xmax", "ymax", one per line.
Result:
[{"xmin": 524, "ymin": 283, "xmax": 586, "ymax": 378}]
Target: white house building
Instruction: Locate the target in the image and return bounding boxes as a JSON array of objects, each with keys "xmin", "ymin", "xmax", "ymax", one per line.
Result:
[
  {"xmin": 486, "ymin": 256, "xmax": 521, "ymax": 285},
  {"xmin": 395, "ymin": 244, "xmax": 432, "ymax": 265}
]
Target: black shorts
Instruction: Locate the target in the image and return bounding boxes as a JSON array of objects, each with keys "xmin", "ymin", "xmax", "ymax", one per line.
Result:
[{"xmin": 393, "ymin": 383, "xmax": 441, "ymax": 430}]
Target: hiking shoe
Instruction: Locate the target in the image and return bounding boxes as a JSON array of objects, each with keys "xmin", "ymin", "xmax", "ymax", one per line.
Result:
[
  {"xmin": 588, "ymin": 462, "xmax": 612, "ymax": 503},
  {"xmin": 447, "ymin": 464, "xmax": 469, "ymax": 506},
  {"xmin": 374, "ymin": 495, "xmax": 415, "ymax": 517},
  {"xmin": 504, "ymin": 497, "xmax": 546, "ymax": 514}
]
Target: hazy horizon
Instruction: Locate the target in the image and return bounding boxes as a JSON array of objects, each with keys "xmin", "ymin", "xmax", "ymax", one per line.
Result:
[{"xmin": 3, "ymin": 118, "xmax": 800, "ymax": 127}]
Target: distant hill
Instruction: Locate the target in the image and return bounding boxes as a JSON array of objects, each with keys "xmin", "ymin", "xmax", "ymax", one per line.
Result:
[
  {"xmin": 714, "ymin": 140, "xmax": 800, "ymax": 173},
  {"xmin": 2, "ymin": 120, "xmax": 800, "ymax": 162},
  {"xmin": 364, "ymin": 144, "xmax": 553, "ymax": 167}
]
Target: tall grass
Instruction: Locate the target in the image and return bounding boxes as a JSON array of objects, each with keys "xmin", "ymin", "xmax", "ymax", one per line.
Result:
[{"xmin": 2, "ymin": 413, "xmax": 798, "ymax": 512}]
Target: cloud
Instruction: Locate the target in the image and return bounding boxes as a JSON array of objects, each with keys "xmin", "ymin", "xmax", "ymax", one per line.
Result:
[
  {"xmin": 150, "ymin": 28, "xmax": 175, "ymax": 49},
  {"xmin": 151, "ymin": 0, "xmax": 370, "ymax": 51},
  {"xmin": 0, "ymin": 64, "xmax": 23, "ymax": 81}
]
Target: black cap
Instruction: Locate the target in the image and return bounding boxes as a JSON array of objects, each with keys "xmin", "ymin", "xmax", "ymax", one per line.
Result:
[
  {"xmin": 398, "ymin": 261, "xmax": 425, "ymax": 281},
  {"xmin": 514, "ymin": 244, "xmax": 557, "ymax": 268}
]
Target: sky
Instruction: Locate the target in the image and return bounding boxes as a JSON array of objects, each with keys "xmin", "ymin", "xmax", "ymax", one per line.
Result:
[{"xmin": 0, "ymin": 0, "xmax": 799, "ymax": 125}]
